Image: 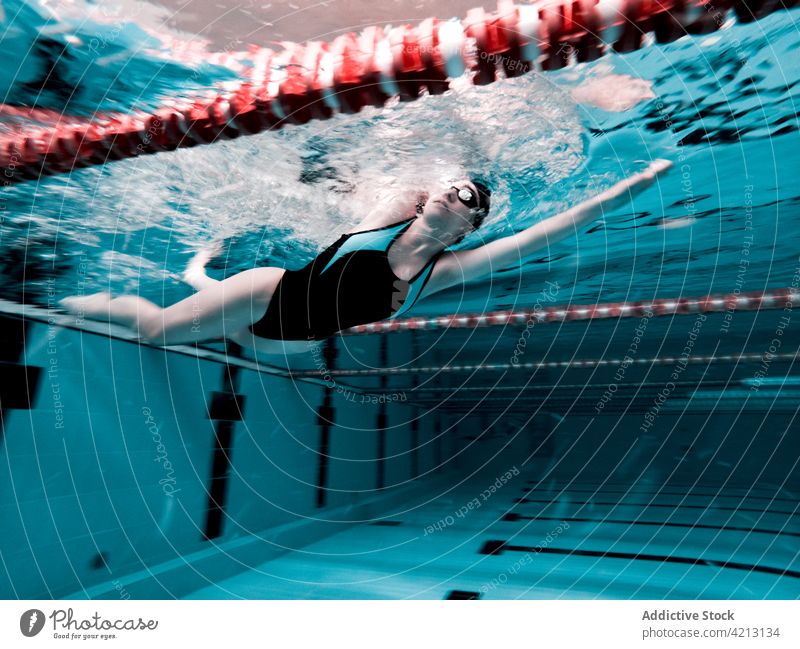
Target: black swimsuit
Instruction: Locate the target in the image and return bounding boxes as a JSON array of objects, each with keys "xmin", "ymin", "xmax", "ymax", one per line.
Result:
[{"xmin": 249, "ymin": 217, "xmax": 443, "ymax": 341}]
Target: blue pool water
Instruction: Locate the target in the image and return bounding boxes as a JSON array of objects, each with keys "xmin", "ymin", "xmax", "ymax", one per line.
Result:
[{"xmin": 0, "ymin": 0, "xmax": 798, "ymax": 600}]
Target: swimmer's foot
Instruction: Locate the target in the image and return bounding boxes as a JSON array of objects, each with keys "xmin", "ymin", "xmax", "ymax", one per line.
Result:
[
  {"xmin": 59, "ymin": 292, "xmax": 112, "ymax": 320},
  {"xmin": 183, "ymin": 243, "xmax": 222, "ymax": 290}
]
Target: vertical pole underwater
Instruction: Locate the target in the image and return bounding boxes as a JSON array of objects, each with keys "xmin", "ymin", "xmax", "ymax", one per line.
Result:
[
  {"xmin": 435, "ymin": 415, "xmax": 443, "ymax": 471},
  {"xmin": 376, "ymin": 335, "xmax": 389, "ymax": 490},
  {"xmin": 0, "ymin": 315, "xmax": 40, "ymax": 448},
  {"xmin": 203, "ymin": 342, "xmax": 245, "ymax": 541},
  {"xmin": 410, "ymin": 331, "xmax": 419, "ymax": 479},
  {"xmin": 315, "ymin": 338, "xmax": 337, "ymax": 508}
]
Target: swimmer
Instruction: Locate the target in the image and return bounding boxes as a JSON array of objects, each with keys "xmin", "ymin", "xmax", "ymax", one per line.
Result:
[{"xmin": 59, "ymin": 159, "xmax": 673, "ymax": 354}]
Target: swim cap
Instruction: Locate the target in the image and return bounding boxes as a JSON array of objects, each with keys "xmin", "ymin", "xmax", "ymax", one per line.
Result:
[{"xmin": 471, "ymin": 178, "xmax": 492, "ymax": 215}]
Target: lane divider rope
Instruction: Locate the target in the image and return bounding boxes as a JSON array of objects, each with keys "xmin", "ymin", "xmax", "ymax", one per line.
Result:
[
  {"xmin": 1, "ymin": 0, "xmax": 791, "ymax": 183},
  {"xmin": 289, "ymin": 351, "xmax": 800, "ymax": 377},
  {"xmin": 342, "ymin": 288, "xmax": 798, "ymax": 335}
]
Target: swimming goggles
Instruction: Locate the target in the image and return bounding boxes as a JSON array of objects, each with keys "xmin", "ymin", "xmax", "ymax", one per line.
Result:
[{"xmin": 451, "ymin": 185, "xmax": 479, "ymax": 210}]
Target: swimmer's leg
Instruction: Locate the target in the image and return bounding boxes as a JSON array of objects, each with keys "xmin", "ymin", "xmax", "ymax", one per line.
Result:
[{"xmin": 60, "ymin": 267, "xmax": 284, "ymax": 346}]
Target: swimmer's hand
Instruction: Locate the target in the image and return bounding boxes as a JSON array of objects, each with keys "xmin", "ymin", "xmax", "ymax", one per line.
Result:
[
  {"xmin": 397, "ymin": 187, "xmax": 429, "ymax": 202},
  {"xmin": 415, "ymin": 190, "xmax": 430, "ymax": 214},
  {"xmin": 629, "ymin": 158, "xmax": 673, "ymax": 189},
  {"xmin": 596, "ymin": 158, "xmax": 673, "ymax": 211},
  {"xmin": 390, "ymin": 188, "xmax": 429, "ymax": 217}
]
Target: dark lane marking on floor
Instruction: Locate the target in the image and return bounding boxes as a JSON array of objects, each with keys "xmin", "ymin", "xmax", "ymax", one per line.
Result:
[
  {"xmin": 445, "ymin": 590, "xmax": 481, "ymax": 599},
  {"xmin": 203, "ymin": 343, "xmax": 245, "ymax": 541},
  {"xmin": 410, "ymin": 332, "xmax": 419, "ymax": 479},
  {"xmin": 376, "ymin": 406, "xmax": 387, "ymax": 490},
  {"xmin": 501, "ymin": 512, "xmax": 800, "ymax": 538},
  {"xmin": 525, "ymin": 481, "xmax": 795, "ymax": 499},
  {"xmin": 522, "ymin": 484, "xmax": 799, "ymax": 503},
  {"xmin": 435, "ymin": 415, "xmax": 443, "ymax": 468},
  {"xmin": 207, "ymin": 390, "xmax": 246, "ymax": 420},
  {"xmin": 376, "ymin": 336, "xmax": 388, "ymax": 490},
  {"xmin": 0, "ymin": 315, "xmax": 27, "ymax": 362},
  {"xmin": 410, "ymin": 415, "xmax": 419, "ymax": 479},
  {"xmin": 316, "ymin": 339, "xmax": 338, "ymax": 509},
  {"xmin": 316, "ymin": 400, "xmax": 334, "ymax": 508},
  {"xmin": 0, "ymin": 363, "xmax": 42, "ymax": 409},
  {"xmin": 513, "ymin": 498, "xmax": 800, "ymax": 517},
  {"xmin": 478, "ymin": 540, "xmax": 800, "ymax": 579}
]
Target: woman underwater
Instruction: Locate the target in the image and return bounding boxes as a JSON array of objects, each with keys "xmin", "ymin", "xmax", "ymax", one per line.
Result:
[{"xmin": 60, "ymin": 159, "xmax": 673, "ymax": 354}]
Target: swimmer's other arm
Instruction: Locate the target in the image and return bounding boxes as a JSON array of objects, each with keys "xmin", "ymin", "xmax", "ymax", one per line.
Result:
[{"xmin": 426, "ymin": 158, "xmax": 673, "ymax": 294}]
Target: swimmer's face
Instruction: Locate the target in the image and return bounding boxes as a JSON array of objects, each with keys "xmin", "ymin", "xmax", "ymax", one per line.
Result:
[{"xmin": 421, "ymin": 180, "xmax": 483, "ymax": 244}]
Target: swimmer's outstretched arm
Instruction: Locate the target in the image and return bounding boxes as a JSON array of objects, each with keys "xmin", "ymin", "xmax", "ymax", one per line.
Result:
[{"xmin": 427, "ymin": 159, "xmax": 673, "ymax": 293}]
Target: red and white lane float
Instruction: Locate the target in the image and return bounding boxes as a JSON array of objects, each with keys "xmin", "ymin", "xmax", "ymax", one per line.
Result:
[
  {"xmin": 342, "ymin": 288, "xmax": 798, "ymax": 335},
  {"xmin": 0, "ymin": 0, "xmax": 793, "ymax": 182}
]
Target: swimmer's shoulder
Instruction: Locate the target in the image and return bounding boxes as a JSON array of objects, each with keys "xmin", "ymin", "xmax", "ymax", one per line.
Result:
[
  {"xmin": 345, "ymin": 215, "xmax": 413, "ymax": 234},
  {"xmin": 345, "ymin": 192, "xmax": 420, "ymax": 234}
]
